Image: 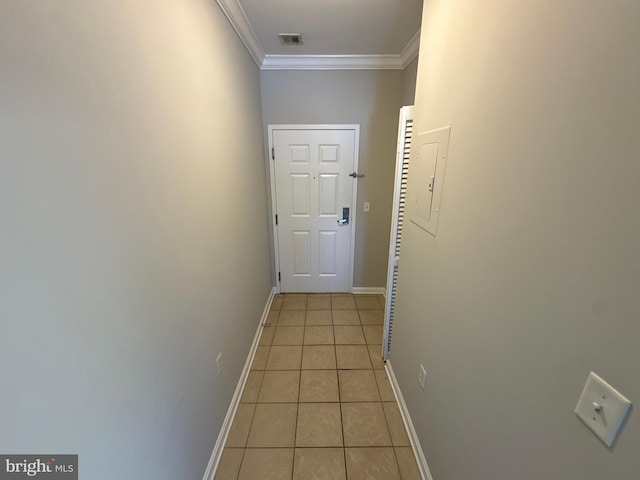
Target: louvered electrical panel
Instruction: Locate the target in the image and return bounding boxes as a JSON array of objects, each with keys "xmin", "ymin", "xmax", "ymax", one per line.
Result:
[{"xmin": 383, "ymin": 106, "xmax": 413, "ymax": 360}]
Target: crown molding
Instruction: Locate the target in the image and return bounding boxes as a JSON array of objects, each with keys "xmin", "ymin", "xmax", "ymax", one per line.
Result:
[
  {"xmin": 216, "ymin": 0, "xmax": 265, "ymax": 67},
  {"xmin": 261, "ymin": 54, "xmax": 405, "ymax": 71},
  {"xmin": 400, "ymin": 30, "xmax": 421, "ymax": 66},
  {"xmin": 217, "ymin": 0, "xmax": 420, "ymax": 70}
]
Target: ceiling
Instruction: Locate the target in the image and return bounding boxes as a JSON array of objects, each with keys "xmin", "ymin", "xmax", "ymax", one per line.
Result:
[{"xmin": 216, "ymin": 0, "xmax": 423, "ymax": 70}]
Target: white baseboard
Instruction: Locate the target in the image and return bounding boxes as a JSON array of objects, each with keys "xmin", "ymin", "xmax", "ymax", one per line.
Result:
[
  {"xmin": 201, "ymin": 287, "xmax": 276, "ymax": 480},
  {"xmin": 351, "ymin": 287, "xmax": 386, "ymax": 295},
  {"xmin": 385, "ymin": 360, "xmax": 434, "ymax": 480}
]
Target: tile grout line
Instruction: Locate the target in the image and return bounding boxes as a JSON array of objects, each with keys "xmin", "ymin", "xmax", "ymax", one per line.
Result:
[
  {"xmin": 290, "ymin": 299, "xmax": 306, "ymax": 478},
  {"xmin": 379, "ymin": 385, "xmax": 405, "ymax": 478},
  {"xmin": 334, "ymin": 305, "xmax": 349, "ymax": 480},
  {"xmin": 234, "ymin": 309, "xmax": 273, "ymax": 480}
]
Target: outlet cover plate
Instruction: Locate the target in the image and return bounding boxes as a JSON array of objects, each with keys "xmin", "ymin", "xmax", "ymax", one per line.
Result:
[
  {"xmin": 216, "ymin": 352, "xmax": 223, "ymax": 377},
  {"xmin": 575, "ymin": 371, "xmax": 631, "ymax": 447},
  {"xmin": 418, "ymin": 365, "xmax": 426, "ymax": 390}
]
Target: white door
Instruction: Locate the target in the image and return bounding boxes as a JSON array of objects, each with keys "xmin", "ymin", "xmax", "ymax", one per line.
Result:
[{"xmin": 270, "ymin": 126, "xmax": 359, "ymax": 293}]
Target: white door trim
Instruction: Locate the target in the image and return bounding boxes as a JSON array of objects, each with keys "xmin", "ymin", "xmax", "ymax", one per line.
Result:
[{"xmin": 268, "ymin": 124, "xmax": 360, "ymax": 293}]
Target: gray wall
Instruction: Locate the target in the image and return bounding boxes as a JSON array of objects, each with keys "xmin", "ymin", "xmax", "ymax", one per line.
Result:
[
  {"xmin": 0, "ymin": 1, "xmax": 271, "ymax": 479},
  {"xmin": 261, "ymin": 69, "xmax": 413, "ymax": 288},
  {"xmin": 403, "ymin": 56, "xmax": 419, "ymax": 105},
  {"xmin": 391, "ymin": 1, "xmax": 640, "ymax": 479}
]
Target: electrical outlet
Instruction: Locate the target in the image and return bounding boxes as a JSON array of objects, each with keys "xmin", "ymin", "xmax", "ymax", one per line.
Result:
[
  {"xmin": 216, "ymin": 352, "xmax": 223, "ymax": 377},
  {"xmin": 418, "ymin": 365, "xmax": 426, "ymax": 390}
]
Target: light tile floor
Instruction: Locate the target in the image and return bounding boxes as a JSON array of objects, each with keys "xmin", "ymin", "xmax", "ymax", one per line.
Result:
[{"xmin": 215, "ymin": 293, "xmax": 421, "ymax": 480}]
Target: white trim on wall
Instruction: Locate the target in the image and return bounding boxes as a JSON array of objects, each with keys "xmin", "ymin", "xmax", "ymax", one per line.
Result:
[
  {"xmin": 385, "ymin": 360, "xmax": 435, "ymax": 480},
  {"xmin": 215, "ymin": 0, "xmax": 265, "ymax": 67},
  {"xmin": 400, "ymin": 31, "xmax": 421, "ymax": 67},
  {"xmin": 201, "ymin": 288, "xmax": 276, "ymax": 480},
  {"xmin": 261, "ymin": 54, "xmax": 407, "ymax": 71},
  {"xmin": 352, "ymin": 287, "xmax": 386, "ymax": 295},
  {"xmin": 216, "ymin": 0, "xmax": 419, "ymax": 71}
]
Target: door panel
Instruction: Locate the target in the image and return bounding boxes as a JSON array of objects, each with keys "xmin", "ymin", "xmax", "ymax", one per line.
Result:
[
  {"xmin": 291, "ymin": 174, "xmax": 311, "ymax": 216},
  {"xmin": 292, "ymin": 231, "xmax": 311, "ymax": 275},
  {"xmin": 272, "ymin": 128, "xmax": 357, "ymax": 292},
  {"xmin": 319, "ymin": 144, "xmax": 339, "ymax": 162},
  {"xmin": 319, "ymin": 231, "xmax": 337, "ymax": 275},
  {"xmin": 290, "ymin": 145, "xmax": 310, "ymax": 162},
  {"xmin": 318, "ymin": 174, "xmax": 338, "ymax": 215}
]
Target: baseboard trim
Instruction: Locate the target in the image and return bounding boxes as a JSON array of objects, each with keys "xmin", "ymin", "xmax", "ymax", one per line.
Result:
[
  {"xmin": 385, "ymin": 360, "xmax": 434, "ymax": 480},
  {"xmin": 351, "ymin": 287, "xmax": 386, "ymax": 295},
  {"xmin": 201, "ymin": 287, "xmax": 276, "ymax": 480}
]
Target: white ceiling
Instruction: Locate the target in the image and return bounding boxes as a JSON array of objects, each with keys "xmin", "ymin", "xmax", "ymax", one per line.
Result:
[{"xmin": 216, "ymin": 0, "xmax": 423, "ymax": 70}]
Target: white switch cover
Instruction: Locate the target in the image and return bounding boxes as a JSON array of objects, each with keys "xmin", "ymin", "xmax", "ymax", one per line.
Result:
[
  {"xmin": 364, "ymin": 202, "xmax": 370, "ymax": 212},
  {"xmin": 418, "ymin": 365, "xmax": 426, "ymax": 390},
  {"xmin": 216, "ymin": 352, "xmax": 223, "ymax": 377},
  {"xmin": 575, "ymin": 371, "xmax": 631, "ymax": 447}
]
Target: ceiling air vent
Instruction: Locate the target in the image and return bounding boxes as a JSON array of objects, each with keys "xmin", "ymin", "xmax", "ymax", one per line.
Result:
[{"xmin": 278, "ymin": 33, "xmax": 303, "ymax": 46}]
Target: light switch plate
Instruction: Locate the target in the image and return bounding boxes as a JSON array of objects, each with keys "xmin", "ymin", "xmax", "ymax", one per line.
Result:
[
  {"xmin": 575, "ymin": 371, "xmax": 631, "ymax": 447},
  {"xmin": 418, "ymin": 365, "xmax": 426, "ymax": 390},
  {"xmin": 216, "ymin": 352, "xmax": 223, "ymax": 377}
]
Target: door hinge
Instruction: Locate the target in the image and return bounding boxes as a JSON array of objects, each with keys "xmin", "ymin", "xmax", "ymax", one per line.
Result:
[
  {"xmin": 275, "ymin": 214, "xmax": 278, "ymax": 225},
  {"xmin": 271, "ymin": 147, "xmax": 275, "ymax": 160},
  {"xmin": 278, "ymin": 272, "xmax": 281, "ymax": 282}
]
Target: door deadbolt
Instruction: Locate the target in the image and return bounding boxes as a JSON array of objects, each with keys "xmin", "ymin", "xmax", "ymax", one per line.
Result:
[{"xmin": 337, "ymin": 207, "xmax": 350, "ymax": 225}]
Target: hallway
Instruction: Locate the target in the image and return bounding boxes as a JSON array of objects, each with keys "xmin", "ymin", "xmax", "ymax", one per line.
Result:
[{"xmin": 214, "ymin": 293, "xmax": 420, "ymax": 479}]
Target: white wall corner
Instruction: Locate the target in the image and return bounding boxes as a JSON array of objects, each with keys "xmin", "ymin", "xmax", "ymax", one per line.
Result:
[
  {"xmin": 201, "ymin": 287, "xmax": 276, "ymax": 480},
  {"xmin": 385, "ymin": 360, "xmax": 434, "ymax": 480},
  {"xmin": 215, "ymin": 0, "xmax": 265, "ymax": 67},
  {"xmin": 400, "ymin": 30, "xmax": 421, "ymax": 68}
]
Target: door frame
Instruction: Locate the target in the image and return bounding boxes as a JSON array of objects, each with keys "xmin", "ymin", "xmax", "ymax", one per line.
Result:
[{"xmin": 268, "ymin": 124, "xmax": 360, "ymax": 293}]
